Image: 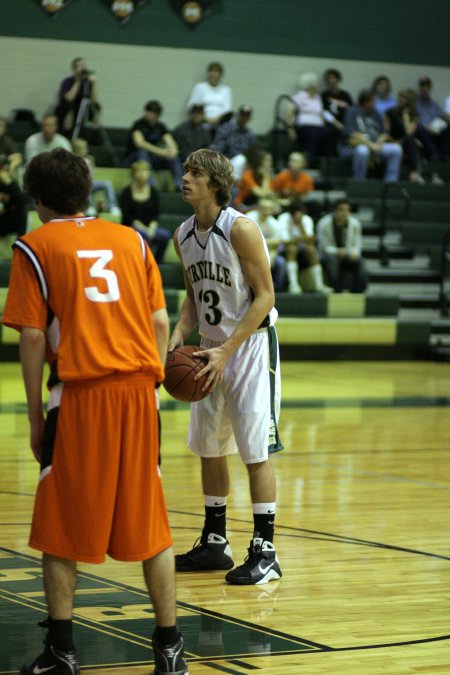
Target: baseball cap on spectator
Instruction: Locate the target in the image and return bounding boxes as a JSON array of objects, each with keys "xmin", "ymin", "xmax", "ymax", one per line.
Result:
[
  {"xmin": 418, "ymin": 75, "xmax": 432, "ymax": 86},
  {"xmin": 237, "ymin": 104, "xmax": 253, "ymax": 117}
]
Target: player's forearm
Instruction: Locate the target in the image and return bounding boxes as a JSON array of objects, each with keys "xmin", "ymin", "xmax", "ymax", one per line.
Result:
[
  {"xmin": 152, "ymin": 308, "xmax": 170, "ymax": 364},
  {"xmin": 19, "ymin": 328, "xmax": 46, "ymax": 422},
  {"xmin": 175, "ymin": 297, "xmax": 198, "ymax": 340}
]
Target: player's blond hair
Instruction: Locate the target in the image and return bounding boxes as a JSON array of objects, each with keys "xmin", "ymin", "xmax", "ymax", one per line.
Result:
[{"xmin": 184, "ymin": 149, "xmax": 234, "ymax": 206}]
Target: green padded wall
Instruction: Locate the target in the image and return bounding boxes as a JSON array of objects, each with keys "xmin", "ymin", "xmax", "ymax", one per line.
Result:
[{"xmin": 2, "ymin": 0, "xmax": 450, "ymax": 66}]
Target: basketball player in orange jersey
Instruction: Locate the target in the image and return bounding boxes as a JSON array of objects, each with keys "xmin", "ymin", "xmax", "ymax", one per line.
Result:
[
  {"xmin": 2, "ymin": 149, "xmax": 188, "ymax": 675},
  {"xmin": 168, "ymin": 149, "xmax": 283, "ymax": 585}
]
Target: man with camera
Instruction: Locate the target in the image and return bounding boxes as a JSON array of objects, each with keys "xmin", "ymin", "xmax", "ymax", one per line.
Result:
[{"xmin": 56, "ymin": 57, "xmax": 100, "ymax": 137}]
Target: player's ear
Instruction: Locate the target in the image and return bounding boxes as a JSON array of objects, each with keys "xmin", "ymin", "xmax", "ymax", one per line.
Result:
[{"xmin": 207, "ymin": 179, "xmax": 220, "ymax": 201}]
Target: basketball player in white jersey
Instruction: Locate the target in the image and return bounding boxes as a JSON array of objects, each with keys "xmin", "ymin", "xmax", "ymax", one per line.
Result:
[{"xmin": 168, "ymin": 148, "xmax": 283, "ymax": 584}]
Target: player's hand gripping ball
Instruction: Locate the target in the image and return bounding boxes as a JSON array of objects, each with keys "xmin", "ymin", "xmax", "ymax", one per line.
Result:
[{"xmin": 163, "ymin": 345, "xmax": 209, "ymax": 402}]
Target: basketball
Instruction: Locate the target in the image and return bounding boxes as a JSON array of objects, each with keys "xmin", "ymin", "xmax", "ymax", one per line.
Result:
[{"xmin": 163, "ymin": 345, "xmax": 209, "ymax": 402}]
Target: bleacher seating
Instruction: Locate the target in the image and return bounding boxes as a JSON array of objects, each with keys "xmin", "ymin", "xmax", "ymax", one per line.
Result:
[
  {"xmin": 94, "ymin": 167, "xmax": 130, "ymax": 193},
  {"xmin": 158, "ymin": 213, "xmax": 186, "ymax": 234},
  {"xmin": 103, "ymin": 127, "xmax": 130, "ymax": 147},
  {"xmin": 159, "ymin": 192, "xmax": 192, "ymax": 216},
  {"xmin": 6, "ymin": 120, "xmax": 39, "ymax": 142},
  {"xmin": 1, "ymin": 121, "xmax": 449, "ymax": 360},
  {"xmin": 90, "ymin": 145, "xmax": 126, "ymax": 167}
]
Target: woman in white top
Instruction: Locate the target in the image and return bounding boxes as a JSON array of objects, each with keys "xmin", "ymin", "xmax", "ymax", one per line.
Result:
[
  {"xmin": 290, "ymin": 72, "xmax": 338, "ymax": 166},
  {"xmin": 187, "ymin": 62, "xmax": 233, "ymax": 127}
]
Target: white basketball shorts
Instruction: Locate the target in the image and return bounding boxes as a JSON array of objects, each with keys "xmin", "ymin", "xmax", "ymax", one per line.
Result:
[{"xmin": 188, "ymin": 326, "xmax": 283, "ymax": 463}]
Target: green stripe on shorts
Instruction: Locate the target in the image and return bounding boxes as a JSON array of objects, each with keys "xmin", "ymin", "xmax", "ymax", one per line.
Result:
[{"xmin": 267, "ymin": 326, "xmax": 284, "ymax": 454}]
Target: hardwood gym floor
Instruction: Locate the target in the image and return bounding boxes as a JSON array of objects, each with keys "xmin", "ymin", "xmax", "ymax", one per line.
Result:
[{"xmin": 1, "ymin": 360, "xmax": 449, "ymax": 674}]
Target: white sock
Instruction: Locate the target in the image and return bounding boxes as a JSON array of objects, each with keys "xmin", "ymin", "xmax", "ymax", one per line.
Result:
[
  {"xmin": 286, "ymin": 261, "xmax": 301, "ymax": 292},
  {"xmin": 204, "ymin": 495, "xmax": 227, "ymax": 507},
  {"xmin": 252, "ymin": 502, "xmax": 276, "ymax": 515},
  {"xmin": 311, "ymin": 263, "xmax": 326, "ymax": 290}
]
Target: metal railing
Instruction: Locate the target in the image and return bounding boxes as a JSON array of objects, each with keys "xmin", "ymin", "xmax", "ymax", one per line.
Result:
[
  {"xmin": 269, "ymin": 94, "xmax": 298, "ymax": 169},
  {"xmin": 378, "ymin": 182, "xmax": 410, "ymax": 266},
  {"xmin": 72, "ymin": 97, "xmax": 120, "ymax": 167}
]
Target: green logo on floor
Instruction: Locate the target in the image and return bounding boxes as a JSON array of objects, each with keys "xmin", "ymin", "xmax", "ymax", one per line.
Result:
[{"xmin": 0, "ymin": 548, "xmax": 327, "ymax": 673}]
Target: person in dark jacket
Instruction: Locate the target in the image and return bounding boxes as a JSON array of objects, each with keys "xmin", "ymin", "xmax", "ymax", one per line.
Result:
[{"xmin": 119, "ymin": 160, "xmax": 170, "ymax": 263}]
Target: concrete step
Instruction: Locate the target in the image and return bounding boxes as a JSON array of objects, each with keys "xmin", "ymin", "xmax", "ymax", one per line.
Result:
[
  {"xmin": 363, "ymin": 232, "xmax": 402, "ymax": 246},
  {"xmin": 400, "ymin": 294, "xmax": 441, "ymax": 309},
  {"xmin": 430, "ymin": 319, "xmax": 450, "ymax": 335},
  {"xmin": 429, "ymin": 346, "xmax": 450, "ymax": 361},
  {"xmin": 363, "ymin": 244, "xmax": 415, "ymax": 260},
  {"xmin": 368, "ymin": 268, "xmax": 440, "ymax": 283}
]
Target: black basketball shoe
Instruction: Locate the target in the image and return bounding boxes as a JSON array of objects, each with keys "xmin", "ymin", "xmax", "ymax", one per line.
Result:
[
  {"xmin": 225, "ymin": 538, "xmax": 282, "ymax": 585},
  {"xmin": 152, "ymin": 632, "xmax": 189, "ymax": 674},
  {"xmin": 175, "ymin": 533, "xmax": 233, "ymax": 572},
  {"xmin": 21, "ymin": 643, "xmax": 80, "ymax": 675}
]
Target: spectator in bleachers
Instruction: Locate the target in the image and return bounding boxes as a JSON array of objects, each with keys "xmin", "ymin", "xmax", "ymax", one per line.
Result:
[
  {"xmin": 55, "ymin": 57, "xmax": 100, "ymax": 137},
  {"xmin": 124, "ymin": 100, "xmax": 183, "ymax": 189},
  {"xmin": 321, "ymin": 68, "xmax": 353, "ymax": 155},
  {"xmin": 272, "ymin": 151, "xmax": 314, "ymax": 206},
  {"xmin": 72, "ymin": 138, "xmax": 120, "ymax": 216},
  {"xmin": 0, "ymin": 117, "xmax": 22, "ymax": 177},
  {"xmin": 24, "ymin": 115, "xmax": 71, "ymax": 165},
  {"xmin": 278, "ymin": 200, "xmax": 330, "ymax": 293},
  {"xmin": 246, "ymin": 198, "xmax": 286, "ymax": 291},
  {"xmin": 340, "ymin": 89, "xmax": 403, "ymax": 181},
  {"xmin": 210, "ymin": 104, "xmax": 257, "ymax": 182},
  {"xmin": 119, "ymin": 159, "xmax": 170, "ymax": 264},
  {"xmin": 317, "ymin": 199, "xmax": 368, "ymax": 293},
  {"xmin": 290, "ymin": 72, "xmax": 338, "ymax": 165},
  {"xmin": 384, "ymin": 89, "xmax": 433, "ymax": 183},
  {"xmin": 187, "ymin": 62, "xmax": 233, "ymax": 128},
  {"xmin": 416, "ymin": 76, "xmax": 450, "ymax": 161},
  {"xmin": 234, "ymin": 148, "xmax": 276, "ymax": 211},
  {"xmin": 0, "ymin": 157, "xmax": 27, "ymax": 241},
  {"xmin": 321, "ymin": 68, "xmax": 353, "ymax": 127},
  {"xmin": 172, "ymin": 104, "xmax": 211, "ymax": 161},
  {"xmin": 371, "ymin": 75, "xmax": 396, "ymax": 116}
]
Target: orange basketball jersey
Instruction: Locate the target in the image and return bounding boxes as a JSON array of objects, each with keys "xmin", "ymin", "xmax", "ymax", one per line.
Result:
[{"xmin": 3, "ymin": 216, "xmax": 166, "ymax": 382}]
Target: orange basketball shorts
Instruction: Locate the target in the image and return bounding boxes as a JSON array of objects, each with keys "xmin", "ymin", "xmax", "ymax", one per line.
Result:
[{"xmin": 29, "ymin": 371, "xmax": 173, "ymax": 563}]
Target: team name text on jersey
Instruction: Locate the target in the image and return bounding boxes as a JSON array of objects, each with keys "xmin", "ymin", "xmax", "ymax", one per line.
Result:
[{"xmin": 186, "ymin": 260, "xmax": 232, "ymax": 287}]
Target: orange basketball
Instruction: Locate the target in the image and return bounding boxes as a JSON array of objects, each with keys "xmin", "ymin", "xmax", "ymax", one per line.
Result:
[{"xmin": 163, "ymin": 345, "xmax": 209, "ymax": 402}]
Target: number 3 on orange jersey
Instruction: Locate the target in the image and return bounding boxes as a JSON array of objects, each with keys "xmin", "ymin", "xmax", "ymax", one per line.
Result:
[{"xmin": 77, "ymin": 250, "xmax": 120, "ymax": 303}]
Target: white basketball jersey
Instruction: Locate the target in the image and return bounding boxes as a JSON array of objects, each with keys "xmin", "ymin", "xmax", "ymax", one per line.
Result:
[{"xmin": 178, "ymin": 207, "xmax": 277, "ymax": 341}]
